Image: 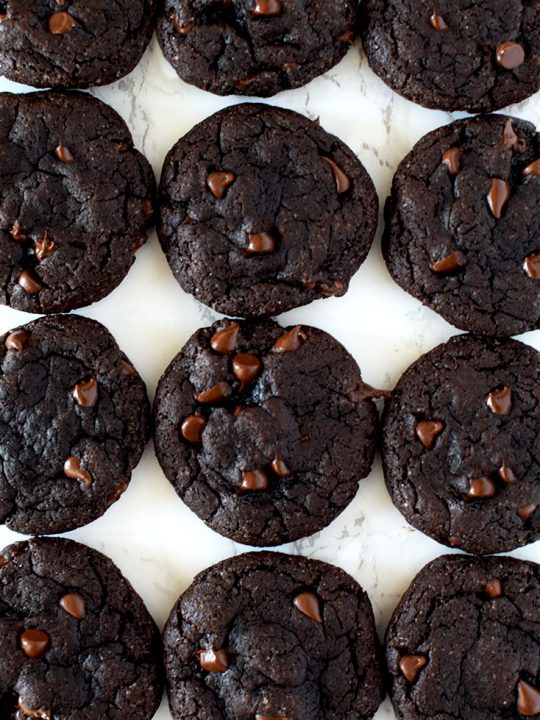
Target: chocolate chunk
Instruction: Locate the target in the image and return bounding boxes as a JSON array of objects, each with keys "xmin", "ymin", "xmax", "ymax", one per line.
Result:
[
  {"xmin": 429, "ymin": 14, "xmax": 448, "ymax": 31},
  {"xmin": 245, "ymin": 232, "xmax": 276, "ymax": 255},
  {"xmin": 199, "ymin": 648, "xmax": 229, "ymax": 673},
  {"xmin": 194, "ymin": 382, "xmax": 231, "ymax": 404},
  {"xmin": 496, "ymin": 41, "xmax": 525, "ymax": 70},
  {"xmin": 72, "ymin": 378, "xmax": 98, "ymax": 408},
  {"xmin": 484, "ymin": 579, "xmax": 503, "ymax": 599},
  {"xmin": 517, "ymin": 679, "xmax": 540, "ymax": 716},
  {"xmin": 293, "ymin": 592, "xmax": 322, "ymax": 623},
  {"xmin": 60, "ymin": 593, "xmax": 86, "ymax": 620},
  {"xmin": 271, "ymin": 458, "xmax": 291, "ymax": 477},
  {"xmin": 17, "ymin": 700, "xmax": 50, "ymax": 720},
  {"xmin": 5, "ymin": 330, "xmax": 30, "ymax": 351},
  {"xmin": 503, "ymin": 120, "xmax": 524, "ymax": 152},
  {"xmin": 399, "ymin": 654, "xmax": 427, "ymax": 683},
  {"xmin": 48, "ymin": 11, "xmax": 76, "ymax": 34},
  {"xmin": 55, "ymin": 145, "xmax": 74, "ymax": 163},
  {"xmin": 10, "ymin": 222, "xmax": 27, "ymax": 243},
  {"xmin": 121, "ymin": 360, "xmax": 137, "ymax": 377},
  {"xmin": 272, "ymin": 326, "xmax": 307, "ymax": 353},
  {"xmin": 18, "ymin": 270, "xmax": 42, "ymax": 295},
  {"xmin": 252, "ymin": 0, "xmax": 283, "ymax": 17},
  {"xmin": 34, "ymin": 234, "xmax": 57, "ymax": 261},
  {"xmin": 207, "ymin": 171, "xmax": 236, "ymax": 199},
  {"xmin": 486, "ymin": 386, "xmax": 512, "ymax": 415},
  {"xmin": 20, "ymin": 628, "xmax": 50, "ymax": 658},
  {"xmin": 172, "ymin": 15, "xmax": 193, "ymax": 34},
  {"xmin": 498, "ymin": 466, "xmax": 517, "ymax": 484},
  {"xmin": 415, "ymin": 420, "xmax": 445, "ymax": 449},
  {"xmin": 64, "ymin": 456, "xmax": 92, "ymax": 485},
  {"xmin": 239, "ymin": 469, "xmax": 269, "ymax": 492},
  {"xmin": 523, "ymin": 253, "xmax": 540, "ymax": 279},
  {"xmin": 442, "ymin": 147, "xmax": 461, "ymax": 174},
  {"xmin": 524, "ymin": 159, "xmax": 540, "ymax": 177},
  {"xmin": 466, "ymin": 477, "xmax": 497, "ymax": 499},
  {"xmin": 487, "ymin": 178, "xmax": 511, "ymax": 219},
  {"xmin": 210, "ymin": 323, "xmax": 240, "ymax": 355},
  {"xmin": 181, "ymin": 415, "xmax": 206, "ymax": 443},
  {"xmin": 322, "ymin": 156, "xmax": 351, "ymax": 194},
  {"xmin": 517, "ymin": 504, "xmax": 537, "ymax": 522},
  {"xmin": 429, "ymin": 251, "xmax": 466, "ymax": 273},
  {"xmin": 232, "ymin": 353, "xmax": 262, "ymax": 383}
]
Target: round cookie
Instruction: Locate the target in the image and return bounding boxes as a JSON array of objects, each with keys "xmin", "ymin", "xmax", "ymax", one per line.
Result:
[
  {"xmin": 0, "ymin": 536, "xmax": 163, "ymax": 720},
  {"xmin": 361, "ymin": 0, "xmax": 540, "ymax": 112},
  {"xmin": 385, "ymin": 554, "xmax": 540, "ymax": 720},
  {"xmin": 383, "ymin": 114, "xmax": 540, "ymax": 336},
  {"xmin": 0, "ymin": 0, "xmax": 155, "ymax": 89},
  {"xmin": 0, "ymin": 91, "xmax": 155, "ymax": 314},
  {"xmin": 153, "ymin": 318, "xmax": 380, "ymax": 546},
  {"xmin": 0, "ymin": 314, "xmax": 150, "ymax": 535},
  {"xmin": 158, "ymin": 103, "xmax": 378, "ymax": 317},
  {"xmin": 163, "ymin": 551, "xmax": 384, "ymax": 720},
  {"xmin": 156, "ymin": 0, "xmax": 357, "ymax": 97},
  {"xmin": 382, "ymin": 334, "xmax": 540, "ymax": 555}
]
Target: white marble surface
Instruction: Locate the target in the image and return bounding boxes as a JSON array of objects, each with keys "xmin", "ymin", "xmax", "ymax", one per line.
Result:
[{"xmin": 0, "ymin": 36, "xmax": 539, "ymax": 720}]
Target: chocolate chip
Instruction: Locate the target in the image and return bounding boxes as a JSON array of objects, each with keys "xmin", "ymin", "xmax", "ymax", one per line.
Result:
[
  {"xmin": 319, "ymin": 280, "xmax": 346, "ymax": 296},
  {"xmin": 48, "ymin": 11, "xmax": 75, "ymax": 34},
  {"xmin": 350, "ymin": 382, "xmax": 392, "ymax": 402},
  {"xmin": 198, "ymin": 648, "xmax": 229, "ymax": 673},
  {"xmin": 503, "ymin": 120, "xmax": 525, "ymax": 153},
  {"xmin": 415, "ymin": 420, "xmax": 445, "ymax": 449},
  {"xmin": 523, "ymin": 253, "xmax": 540, "ymax": 279},
  {"xmin": 293, "ymin": 592, "xmax": 322, "ymax": 623},
  {"xmin": 338, "ymin": 30, "xmax": 355, "ymax": 44},
  {"xmin": 181, "ymin": 414, "xmax": 206, "ymax": 444},
  {"xmin": 35, "ymin": 233, "xmax": 57, "ymax": 261},
  {"xmin": 429, "ymin": 250, "xmax": 466, "ymax": 273},
  {"xmin": 517, "ymin": 679, "xmax": 540, "ymax": 716},
  {"xmin": 60, "ymin": 592, "xmax": 86, "ymax": 620},
  {"xmin": 5, "ymin": 330, "xmax": 30, "ymax": 351},
  {"xmin": 239, "ymin": 469, "xmax": 269, "ymax": 492},
  {"xmin": 210, "ymin": 322, "xmax": 240, "ymax": 355},
  {"xmin": 194, "ymin": 382, "xmax": 231, "ymax": 404},
  {"xmin": 282, "ymin": 61, "xmax": 300, "ymax": 70},
  {"xmin": 498, "ymin": 466, "xmax": 517, "ymax": 484},
  {"xmin": 271, "ymin": 458, "xmax": 291, "ymax": 477},
  {"xmin": 322, "ymin": 156, "xmax": 351, "ymax": 194},
  {"xmin": 17, "ymin": 699, "xmax": 50, "ymax": 720},
  {"xmin": 252, "ymin": 0, "xmax": 282, "ymax": 16},
  {"xmin": 442, "ymin": 147, "xmax": 461, "ymax": 175},
  {"xmin": 207, "ymin": 171, "xmax": 236, "ymax": 199},
  {"xmin": 245, "ymin": 232, "xmax": 276, "ymax": 255},
  {"xmin": 399, "ymin": 654, "xmax": 427, "ymax": 683},
  {"xmin": 232, "ymin": 353, "xmax": 262, "ymax": 383},
  {"xmin": 142, "ymin": 198, "xmax": 153, "ymax": 220},
  {"xmin": 20, "ymin": 628, "xmax": 49, "ymax": 658},
  {"xmin": 517, "ymin": 504, "xmax": 537, "ymax": 522},
  {"xmin": 108, "ymin": 480, "xmax": 128, "ymax": 504},
  {"xmin": 466, "ymin": 477, "xmax": 497, "ymax": 499},
  {"xmin": 448, "ymin": 536, "xmax": 461, "ymax": 547},
  {"xmin": 487, "ymin": 178, "xmax": 511, "ymax": 219},
  {"xmin": 429, "ymin": 13, "xmax": 448, "ymax": 31},
  {"xmin": 523, "ymin": 159, "xmax": 540, "ymax": 177},
  {"xmin": 54, "ymin": 145, "xmax": 74, "ymax": 163},
  {"xmin": 131, "ymin": 234, "xmax": 147, "ymax": 254},
  {"xmin": 172, "ymin": 14, "xmax": 194, "ymax": 34},
  {"xmin": 484, "ymin": 579, "xmax": 503, "ymax": 599},
  {"xmin": 486, "ymin": 386, "xmax": 512, "ymax": 415},
  {"xmin": 72, "ymin": 378, "xmax": 98, "ymax": 408},
  {"xmin": 496, "ymin": 41, "xmax": 525, "ymax": 70},
  {"xmin": 17, "ymin": 270, "xmax": 42, "ymax": 295},
  {"xmin": 120, "ymin": 360, "xmax": 137, "ymax": 377},
  {"xmin": 272, "ymin": 326, "xmax": 307, "ymax": 353},
  {"xmin": 10, "ymin": 222, "xmax": 27, "ymax": 243},
  {"xmin": 64, "ymin": 456, "xmax": 92, "ymax": 485}
]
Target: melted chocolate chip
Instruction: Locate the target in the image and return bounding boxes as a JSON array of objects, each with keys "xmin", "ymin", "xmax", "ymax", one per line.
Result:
[
  {"xmin": 429, "ymin": 250, "xmax": 466, "ymax": 273},
  {"xmin": 429, "ymin": 13, "xmax": 448, "ymax": 31},
  {"xmin": 322, "ymin": 156, "xmax": 351, "ymax": 194},
  {"xmin": 442, "ymin": 147, "xmax": 461, "ymax": 175},
  {"xmin": 467, "ymin": 477, "xmax": 497, "ymax": 499},
  {"xmin": 503, "ymin": 120, "xmax": 524, "ymax": 153},
  {"xmin": 210, "ymin": 323, "xmax": 240, "ymax": 354},
  {"xmin": 18, "ymin": 270, "xmax": 42, "ymax": 295},
  {"xmin": 415, "ymin": 420, "xmax": 445, "ymax": 449},
  {"xmin": 232, "ymin": 353, "xmax": 262, "ymax": 383},
  {"xmin": 207, "ymin": 171, "xmax": 236, "ymax": 199},
  {"xmin": 108, "ymin": 480, "xmax": 128, "ymax": 504},
  {"xmin": 10, "ymin": 222, "xmax": 27, "ymax": 243},
  {"xmin": 194, "ymin": 382, "xmax": 231, "ymax": 404},
  {"xmin": 271, "ymin": 458, "xmax": 291, "ymax": 477},
  {"xmin": 20, "ymin": 628, "xmax": 50, "ymax": 658},
  {"xmin": 239, "ymin": 469, "xmax": 269, "ymax": 492},
  {"xmin": 524, "ymin": 159, "xmax": 540, "ymax": 177},
  {"xmin": 399, "ymin": 654, "xmax": 427, "ymax": 683},
  {"xmin": 318, "ymin": 280, "xmax": 346, "ymax": 297},
  {"xmin": 48, "ymin": 11, "xmax": 75, "ymax": 34},
  {"xmin": 484, "ymin": 579, "xmax": 503, "ymax": 599},
  {"xmin": 272, "ymin": 326, "xmax": 307, "ymax": 353},
  {"xmin": 486, "ymin": 386, "xmax": 512, "ymax": 415},
  {"xmin": 72, "ymin": 378, "xmax": 98, "ymax": 407},
  {"xmin": 498, "ymin": 466, "xmax": 517, "ymax": 484},
  {"xmin": 120, "ymin": 360, "xmax": 137, "ymax": 377},
  {"xmin": 448, "ymin": 536, "xmax": 461, "ymax": 548},
  {"xmin": 199, "ymin": 648, "xmax": 230, "ymax": 673},
  {"xmin": 54, "ymin": 145, "xmax": 74, "ymax": 163},
  {"xmin": 131, "ymin": 234, "xmax": 147, "ymax": 254},
  {"xmin": 172, "ymin": 15, "xmax": 193, "ymax": 34},
  {"xmin": 252, "ymin": 0, "xmax": 282, "ymax": 16},
  {"xmin": 5, "ymin": 330, "xmax": 30, "ymax": 351},
  {"xmin": 245, "ymin": 232, "xmax": 276, "ymax": 255},
  {"xmin": 517, "ymin": 504, "xmax": 537, "ymax": 522},
  {"xmin": 496, "ymin": 41, "xmax": 525, "ymax": 70},
  {"xmin": 487, "ymin": 178, "xmax": 511, "ymax": 219},
  {"xmin": 64, "ymin": 456, "xmax": 92, "ymax": 485},
  {"xmin": 517, "ymin": 679, "xmax": 540, "ymax": 716},
  {"xmin": 60, "ymin": 592, "xmax": 86, "ymax": 620},
  {"xmin": 293, "ymin": 592, "xmax": 322, "ymax": 623},
  {"xmin": 17, "ymin": 700, "xmax": 50, "ymax": 720},
  {"xmin": 142, "ymin": 198, "xmax": 153, "ymax": 220},
  {"xmin": 181, "ymin": 414, "xmax": 206, "ymax": 444},
  {"xmin": 523, "ymin": 253, "xmax": 540, "ymax": 279},
  {"xmin": 338, "ymin": 30, "xmax": 355, "ymax": 44},
  {"xmin": 35, "ymin": 234, "xmax": 57, "ymax": 261}
]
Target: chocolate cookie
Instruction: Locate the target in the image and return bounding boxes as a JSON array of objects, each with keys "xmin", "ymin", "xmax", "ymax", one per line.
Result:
[
  {"xmin": 0, "ymin": 314, "xmax": 150, "ymax": 535},
  {"xmin": 0, "ymin": 0, "xmax": 155, "ymax": 88},
  {"xmin": 382, "ymin": 334, "xmax": 540, "ymax": 555},
  {"xmin": 385, "ymin": 554, "xmax": 540, "ymax": 720},
  {"xmin": 361, "ymin": 1, "xmax": 540, "ymax": 112},
  {"xmin": 383, "ymin": 114, "xmax": 540, "ymax": 336},
  {"xmin": 153, "ymin": 318, "xmax": 380, "ymax": 546},
  {"xmin": 0, "ymin": 91, "xmax": 155, "ymax": 314},
  {"xmin": 156, "ymin": 0, "xmax": 357, "ymax": 97},
  {"xmin": 0, "ymin": 536, "xmax": 163, "ymax": 720},
  {"xmin": 163, "ymin": 551, "xmax": 384, "ymax": 720},
  {"xmin": 157, "ymin": 103, "xmax": 378, "ymax": 317}
]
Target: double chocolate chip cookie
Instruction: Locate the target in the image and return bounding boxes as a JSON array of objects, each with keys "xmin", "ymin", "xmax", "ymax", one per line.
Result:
[
  {"xmin": 0, "ymin": 0, "xmax": 155, "ymax": 88},
  {"xmin": 361, "ymin": 0, "xmax": 540, "ymax": 112},
  {"xmin": 0, "ymin": 91, "xmax": 155, "ymax": 314},
  {"xmin": 158, "ymin": 103, "xmax": 378, "ymax": 317},
  {"xmin": 0, "ymin": 536, "xmax": 163, "ymax": 720},
  {"xmin": 385, "ymin": 554, "xmax": 540, "ymax": 720},
  {"xmin": 153, "ymin": 318, "xmax": 381, "ymax": 546},
  {"xmin": 0, "ymin": 314, "xmax": 150, "ymax": 535},
  {"xmin": 382, "ymin": 334, "xmax": 540, "ymax": 555},
  {"xmin": 163, "ymin": 551, "xmax": 384, "ymax": 720},
  {"xmin": 156, "ymin": 0, "xmax": 357, "ymax": 97},
  {"xmin": 384, "ymin": 114, "xmax": 540, "ymax": 336}
]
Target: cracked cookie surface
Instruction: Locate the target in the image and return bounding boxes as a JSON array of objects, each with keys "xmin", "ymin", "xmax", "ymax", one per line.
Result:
[
  {"xmin": 0, "ymin": 91, "xmax": 155, "ymax": 314},
  {"xmin": 157, "ymin": 103, "xmax": 378, "ymax": 317},
  {"xmin": 153, "ymin": 319, "xmax": 379, "ymax": 546},
  {"xmin": 0, "ymin": 0, "xmax": 156, "ymax": 88},
  {"xmin": 385, "ymin": 554, "xmax": 540, "ymax": 720},
  {"xmin": 361, "ymin": 0, "xmax": 540, "ymax": 112},
  {"xmin": 164, "ymin": 551, "xmax": 384, "ymax": 720},
  {"xmin": 156, "ymin": 0, "xmax": 357, "ymax": 97},
  {"xmin": 382, "ymin": 334, "xmax": 540, "ymax": 555},
  {"xmin": 0, "ymin": 314, "xmax": 150, "ymax": 535},
  {"xmin": 0, "ymin": 536, "xmax": 163, "ymax": 720},
  {"xmin": 383, "ymin": 114, "xmax": 540, "ymax": 336}
]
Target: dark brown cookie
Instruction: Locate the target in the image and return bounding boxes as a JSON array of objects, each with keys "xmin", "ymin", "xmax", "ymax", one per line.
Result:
[
  {"xmin": 385, "ymin": 554, "xmax": 540, "ymax": 720},
  {"xmin": 383, "ymin": 114, "xmax": 540, "ymax": 336},
  {"xmin": 0, "ymin": 537, "xmax": 163, "ymax": 720},
  {"xmin": 153, "ymin": 319, "xmax": 380, "ymax": 546},
  {"xmin": 361, "ymin": 0, "xmax": 540, "ymax": 112},
  {"xmin": 156, "ymin": 0, "xmax": 357, "ymax": 97},
  {"xmin": 157, "ymin": 103, "xmax": 378, "ymax": 318},
  {"xmin": 382, "ymin": 334, "xmax": 540, "ymax": 555},
  {"xmin": 0, "ymin": 91, "xmax": 155, "ymax": 314},
  {"xmin": 0, "ymin": 314, "xmax": 150, "ymax": 535},
  {"xmin": 163, "ymin": 551, "xmax": 384, "ymax": 720}
]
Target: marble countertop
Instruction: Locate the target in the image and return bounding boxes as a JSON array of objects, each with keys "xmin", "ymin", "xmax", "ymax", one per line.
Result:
[{"xmin": 0, "ymin": 35, "xmax": 539, "ymax": 720}]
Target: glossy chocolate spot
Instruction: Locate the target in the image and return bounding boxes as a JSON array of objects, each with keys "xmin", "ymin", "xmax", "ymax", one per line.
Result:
[
  {"xmin": 108, "ymin": 480, "xmax": 127, "ymax": 504},
  {"xmin": 429, "ymin": 14, "xmax": 448, "ymax": 31},
  {"xmin": 207, "ymin": 171, "xmax": 236, "ymax": 199},
  {"xmin": 517, "ymin": 679, "xmax": 540, "ymax": 716},
  {"xmin": 5, "ymin": 330, "xmax": 30, "ymax": 351},
  {"xmin": 232, "ymin": 353, "xmax": 262, "ymax": 383},
  {"xmin": 48, "ymin": 11, "xmax": 75, "ymax": 34},
  {"xmin": 194, "ymin": 382, "xmax": 231, "ymax": 404},
  {"xmin": 517, "ymin": 504, "xmax": 537, "ymax": 522},
  {"xmin": 338, "ymin": 30, "xmax": 355, "ymax": 44},
  {"xmin": 252, "ymin": 0, "xmax": 282, "ymax": 16},
  {"xmin": 442, "ymin": 147, "xmax": 461, "ymax": 175},
  {"xmin": 17, "ymin": 699, "xmax": 50, "ymax": 720},
  {"xmin": 486, "ymin": 386, "xmax": 512, "ymax": 415},
  {"xmin": 172, "ymin": 14, "xmax": 193, "ymax": 34},
  {"xmin": 271, "ymin": 458, "xmax": 291, "ymax": 477},
  {"xmin": 498, "ymin": 466, "xmax": 517, "ymax": 484},
  {"xmin": 199, "ymin": 648, "xmax": 229, "ymax": 673},
  {"xmin": 322, "ymin": 156, "xmax": 351, "ymax": 194},
  {"xmin": 496, "ymin": 41, "xmax": 525, "ymax": 70},
  {"xmin": 35, "ymin": 234, "xmax": 57, "ymax": 261},
  {"xmin": 211, "ymin": 322, "xmax": 240, "ymax": 354},
  {"xmin": 131, "ymin": 234, "xmax": 147, "ymax": 254},
  {"xmin": 415, "ymin": 420, "xmax": 445, "ymax": 449},
  {"xmin": 523, "ymin": 253, "xmax": 540, "ymax": 279},
  {"xmin": 484, "ymin": 579, "xmax": 503, "ymax": 599},
  {"xmin": 430, "ymin": 250, "xmax": 466, "ymax": 273},
  {"xmin": 142, "ymin": 198, "xmax": 153, "ymax": 220},
  {"xmin": 293, "ymin": 592, "xmax": 322, "ymax": 623},
  {"xmin": 54, "ymin": 144, "xmax": 74, "ymax": 163},
  {"xmin": 120, "ymin": 360, "xmax": 137, "ymax": 377},
  {"xmin": 239, "ymin": 469, "xmax": 269, "ymax": 492},
  {"xmin": 272, "ymin": 326, "xmax": 307, "ymax": 353},
  {"xmin": 466, "ymin": 477, "xmax": 497, "ymax": 499},
  {"xmin": 60, "ymin": 592, "xmax": 86, "ymax": 620},
  {"xmin": 181, "ymin": 414, "xmax": 206, "ymax": 444},
  {"xmin": 245, "ymin": 232, "xmax": 276, "ymax": 255},
  {"xmin": 524, "ymin": 159, "xmax": 540, "ymax": 177},
  {"xmin": 448, "ymin": 536, "xmax": 461, "ymax": 547},
  {"xmin": 72, "ymin": 378, "xmax": 98, "ymax": 408},
  {"xmin": 64, "ymin": 456, "xmax": 92, "ymax": 485},
  {"xmin": 487, "ymin": 178, "xmax": 511, "ymax": 219},
  {"xmin": 503, "ymin": 120, "xmax": 524, "ymax": 152},
  {"xmin": 399, "ymin": 654, "xmax": 427, "ymax": 683},
  {"xmin": 20, "ymin": 628, "xmax": 49, "ymax": 658},
  {"xmin": 319, "ymin": 280, "xmax": 346, "ymax": 297},
  {"xmin": 10, "ymin": 222, "xmax": 27, "ymax": 243},
  {"xmin": 18, "ymin": 270, "xmax": 42, "ymax": 295}
]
